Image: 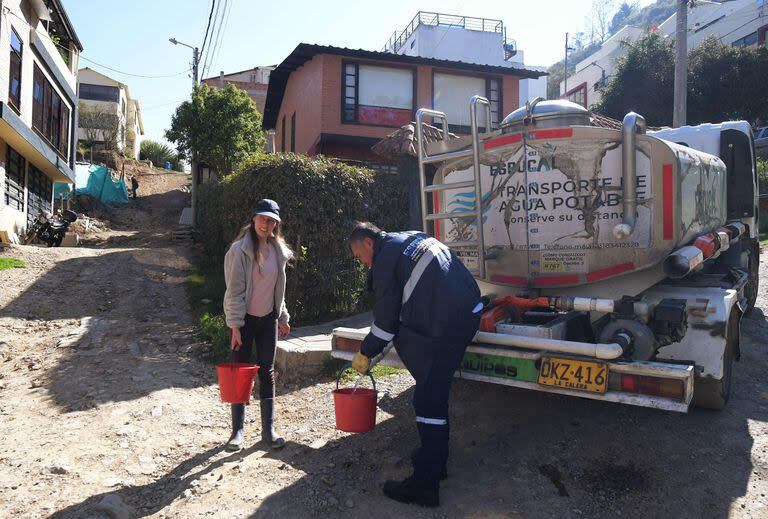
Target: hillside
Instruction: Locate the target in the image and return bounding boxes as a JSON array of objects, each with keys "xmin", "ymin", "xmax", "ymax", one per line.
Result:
[{"xmin": 546, "ymin": 0, "xmax": 678, "ymax": 98}]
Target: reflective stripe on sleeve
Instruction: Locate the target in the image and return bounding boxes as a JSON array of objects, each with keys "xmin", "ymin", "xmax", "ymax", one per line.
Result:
[
  {"xmin": 402, "ymin": 240, "xmax": 448, "ymax": 305},
  {"xmin": 371, "ymin": 322, "xmax": 395, "ymax": 342},
  {"xmin": 416, "ymin": 416, "xmax": 448, "ymax": 426}
]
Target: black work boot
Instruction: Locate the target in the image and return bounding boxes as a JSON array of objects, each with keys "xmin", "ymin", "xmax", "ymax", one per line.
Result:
[
  {"xmin": 383, "ymin": 476, "xmax": 439, "ymax": 507},
  {"xmin": 260, "ymin": 398, "xmax": 285, "ymax": 449},
  {"xmin": 226, "ymin": 403, "xmax": 245, "ymax": 451}
]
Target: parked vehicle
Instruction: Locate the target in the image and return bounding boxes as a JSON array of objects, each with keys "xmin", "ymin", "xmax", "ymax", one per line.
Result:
[
  {"xmin": 332, "ymin": 97, "xmax": 759, "ymax": 413},
  {"xmin": 24, "ymin": 209, "xmax": 78, "ymax": 247},
  {"xmin": 755, "ymin": 126, "xmax": 768, "ymax": 159}
]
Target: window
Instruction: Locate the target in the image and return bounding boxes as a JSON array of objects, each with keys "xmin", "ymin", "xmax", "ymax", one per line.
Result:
[
  {"xmin": 27, "ymin": 165, "xmax": 52, "ymax": 227},
  {"xmin": 732, "ymin": 31, "xmax": 758, "ymax": 48},
  {"xmin": 8, "ymin": 28, "xmax": 22, "ymax": 111},
  {"xmin": 342, "ymin": 62, "xmax": 414, "ymax": 126},
  {"xmin": 33, "ymin": 67, "xmax": 44, "ymax": 130},
  {"xmin": 564, "ymin": 82, "xmax": 588, "ymax": 108},
  {"xmin": 290, "ymin": 112, "xmax": 296, "ymax": 152},
  {"xmin": 433, "ymin": 73, "xmax": 501, "ymax": 133},
  {"xmin": 78, "ymin": 83, "xmax": 120, "ymax": 102},
  {"xmin": 4, "ymin": 146, "xmax": 25, "ymax": 212},
  {"xmin": 32, "ymin": 65, "xmax": 72, "ymax": 159},
  {"xmin": 364, "ymin": 162, "xmax": 398, "ymax": 175},
  {"xmin": 281, "ymin": 115, "xmax": 286, "ymax": 152}
]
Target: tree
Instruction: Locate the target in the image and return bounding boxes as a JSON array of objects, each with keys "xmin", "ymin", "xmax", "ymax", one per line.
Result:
[
  {"xmin": 594, "ymin": 33, "xmax": 768, "ymax": 127},
  {"xmin": 609, "ymin": 1, "xmax": 636, "ymax": 34},
  {"xmin": 591, "ymin": 31, "xmax": 675, "ymax": 126},
  {"xmin": 165, "ymin": 84, "xmax": 265, "ymax": 176},
  {"xmin": 585, "ymin": 0, "xmax": 616, "ymax": 46},
  {"xmin": 140, "ymin": 140, "xmax": 183, "ymax": 171},
  {"xmin": 78, "ymin": 103, "xmax": 123, "ymax": 151},
  {"xmin": 688, "ymin": 37, "xmax": 768, "ymax": 126}
]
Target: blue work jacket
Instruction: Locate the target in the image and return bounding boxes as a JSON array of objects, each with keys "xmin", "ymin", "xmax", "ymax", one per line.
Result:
[{"xmin": 360, "ymin": 231, "xmax": 481, "ymax": 381}]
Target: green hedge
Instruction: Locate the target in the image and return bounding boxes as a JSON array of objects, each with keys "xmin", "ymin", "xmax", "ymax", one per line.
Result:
[{"xmin": 197, "ymin": 153, "xmax": 407, "ymax": 325}]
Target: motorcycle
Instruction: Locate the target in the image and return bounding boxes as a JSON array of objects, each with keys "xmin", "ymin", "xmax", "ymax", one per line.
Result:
[{"xmin": 23, "ymin": 209, "xmax": 78, "ymax": 247}]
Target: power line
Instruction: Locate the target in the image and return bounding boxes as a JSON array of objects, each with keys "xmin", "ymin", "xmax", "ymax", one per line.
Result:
[
  {"xmin": 201, "ymin": 0, "xmax": 223, "ymax": 78},
  {"xmin": 141, "ymin": 98, "xmax": 188, "ymax": 111},
  {"xmin": 207, "ymin": 0, "xmax": 232, "ymax": 76},
  {"xmin": 79, "ymin": 55, "xmax": 191, "ymax": 79},
  {"xmin": 2, "ymin": 7, "xmax": 190, "ymax": 79},
  {"xmin": 200, "ymin": 0, "xmax": 216, "ymax": 56}
]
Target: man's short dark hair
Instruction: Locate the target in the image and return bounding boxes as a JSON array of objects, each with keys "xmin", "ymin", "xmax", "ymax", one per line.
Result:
[{"xmin": 348, "ymin": 221, "xmax": 382, "ymax": 245}]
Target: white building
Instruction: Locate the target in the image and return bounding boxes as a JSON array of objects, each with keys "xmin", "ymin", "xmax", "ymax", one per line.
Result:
[
  {"xmin": 383, "ymin": 11, "xmax": 548, "ymax": 109},
  {"xmin": 77, "ymin": 67, "xmax": 144, "ymax": 157},
  {"xmin": 0, "ymin": 0, "xmax": 82, "ymax": 240},
  {"xmin": 561, "ymin": 0, "xmax": 768, "ymax": 108},
  {"xmin": 560, "ymin": 26, "xmax": 644, "ymax": 108}
]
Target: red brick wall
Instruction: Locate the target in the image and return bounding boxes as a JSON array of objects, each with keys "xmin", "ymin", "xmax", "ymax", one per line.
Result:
[
  {"xmin": 276, "ymin": 53, "xmax": 523, "ymax": 156},
  {"xmin": 275, "ymin": 56, "xmax": 324, "ymax": 154}
]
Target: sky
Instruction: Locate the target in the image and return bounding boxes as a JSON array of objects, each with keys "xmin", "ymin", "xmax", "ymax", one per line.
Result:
[{"xmin": 61, "ymin": 0, "xmax": 659, "ymax": 145}]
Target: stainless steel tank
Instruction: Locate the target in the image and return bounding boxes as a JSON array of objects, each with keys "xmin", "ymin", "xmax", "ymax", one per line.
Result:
[{"xmin": 430, "ymin": 100, "xmax": 727, "ymax": 292}]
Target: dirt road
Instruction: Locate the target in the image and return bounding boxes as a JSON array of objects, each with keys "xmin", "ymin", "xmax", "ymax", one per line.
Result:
[{"xmin": 1, "ymin": 171, "xmax": 767, "ymax": 518}]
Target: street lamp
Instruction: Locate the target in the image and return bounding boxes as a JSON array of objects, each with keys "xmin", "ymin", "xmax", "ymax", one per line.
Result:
[
  {"xmin": 169, "ymin": 36, "xmax": 200, "ymax": 228},
  {"xmin": 169, "ymin": 37, "xmax": 199, "ymax": 86}
]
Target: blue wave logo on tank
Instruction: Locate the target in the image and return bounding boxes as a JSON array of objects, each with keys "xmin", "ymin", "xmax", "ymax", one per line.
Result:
[{"xmin": 447, "ymin": 190, "xmax": 492, "ymax": 225}]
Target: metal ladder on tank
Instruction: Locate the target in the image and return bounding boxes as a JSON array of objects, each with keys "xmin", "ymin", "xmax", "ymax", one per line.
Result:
[{"xmin": 414, "ymin": 95, "xmax": 492, "ymax": 279}]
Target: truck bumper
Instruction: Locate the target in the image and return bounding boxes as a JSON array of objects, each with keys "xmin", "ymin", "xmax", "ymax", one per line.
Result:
[{"xmin": 331, "ymin": 327, "xmax": 695, "ymax": 413}]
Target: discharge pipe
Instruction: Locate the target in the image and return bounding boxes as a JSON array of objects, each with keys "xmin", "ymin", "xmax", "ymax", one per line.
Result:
[
  {"xmin": 613, "ymin": 112, "xmax": 647, "ymax": 239},
  {"xmin": 473, "ymin": 330, "xmax": 625, "ymax": 360}
]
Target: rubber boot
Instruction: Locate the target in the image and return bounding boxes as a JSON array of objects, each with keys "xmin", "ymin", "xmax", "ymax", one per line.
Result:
[
  {"xmin": 260, "ymin": 398, "xmax": 285, "ymax": 449},
  {"xmin": 225, "ymin": 403, "xmax": 245, "ymax": 451},
  {"xmin": 382, "ymin": 476, "xmax": 439, "ymax": 507}
]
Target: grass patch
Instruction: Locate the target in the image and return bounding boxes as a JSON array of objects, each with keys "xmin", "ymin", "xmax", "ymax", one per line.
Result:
[
  {"xmin": 186, "ymin": 264, "xmax": 230, "ymax": 362},
  {"xmin": 0, "ymin": 258, "xmax": 26, "ymax": 270}
]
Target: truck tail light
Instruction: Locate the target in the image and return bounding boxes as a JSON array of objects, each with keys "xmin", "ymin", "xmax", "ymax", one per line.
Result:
[
  {"xmin": 334, "ymin": 337, "xmax": 362, "ymax": 352},
  {"xmin": 620, "ymin": 374, "xmax": 684, "ymax": 400}
]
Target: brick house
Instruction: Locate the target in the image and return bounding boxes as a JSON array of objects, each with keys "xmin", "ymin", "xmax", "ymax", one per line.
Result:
[
  {"xmin": 262, "ymin": 44, "xmax": 546, "ymax": 173},
  {"xmin": 201, "ymin": 66, "xmax": 274, "ymax": 114}
]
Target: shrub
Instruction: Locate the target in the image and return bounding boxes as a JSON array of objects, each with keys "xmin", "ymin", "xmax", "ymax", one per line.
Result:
[
  {"xmin": 197, "ymin": 153, "xmax": 407, "ymax": 325},
  {"xmin": 140, "ymin": 140, "xmax": 181, "ymax": 170}
]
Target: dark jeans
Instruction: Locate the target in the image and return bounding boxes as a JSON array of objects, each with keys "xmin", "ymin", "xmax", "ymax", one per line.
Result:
[{"xmin": 234, "ymin": 312, "xmax": 277, "ymax": 399}]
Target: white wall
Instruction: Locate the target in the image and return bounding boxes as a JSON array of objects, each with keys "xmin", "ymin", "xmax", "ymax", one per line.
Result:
[
  {"xmin": 398, "ymin": 24, "xmax": 511, "ymax": 67},
  {"xmin": 0, "ymin": 0, "xmax": 77, "ymax": 237},
  {"xmin": 559, "ymin": 26, "xmax": 644, "ymax": 107},
  {"xmin": 77, "ymin": 68, "xmax": 129, "ymax": 149}
]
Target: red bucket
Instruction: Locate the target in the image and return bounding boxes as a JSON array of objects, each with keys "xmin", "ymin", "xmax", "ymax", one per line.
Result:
[
  {"xmin": 216, "ymin": 363, "xmax": 259, "ymax": 403},
  {"xmin": 333, "ymin": 368, "xmax": 377, "ymax": 433}
]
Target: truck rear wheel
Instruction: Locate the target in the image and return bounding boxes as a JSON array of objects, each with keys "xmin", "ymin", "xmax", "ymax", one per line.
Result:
[{"xmin": 692, "ymin": 309, "xmax": 739, "ymax": 410}]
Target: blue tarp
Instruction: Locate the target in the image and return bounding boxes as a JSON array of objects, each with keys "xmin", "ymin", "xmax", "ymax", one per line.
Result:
[{"xmin": 74, "ymin": 163, "xmax": 129, "ymax": 205}]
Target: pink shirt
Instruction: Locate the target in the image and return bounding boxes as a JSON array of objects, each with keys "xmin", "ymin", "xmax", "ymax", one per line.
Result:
[{"xmin": 247, "ymin": 243, "xmax": 278, "ymax": 317}]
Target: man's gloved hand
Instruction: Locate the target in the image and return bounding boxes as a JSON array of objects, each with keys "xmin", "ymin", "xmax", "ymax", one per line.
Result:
[{"xmin": 352, "ymin": 352, "xmax": 371, "ymax": 374}]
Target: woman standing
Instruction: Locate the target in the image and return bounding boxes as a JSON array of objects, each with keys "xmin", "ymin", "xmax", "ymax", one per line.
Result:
[{"xmin": 223, "ymin": 199, "xmax": 292, "ymax": 450}]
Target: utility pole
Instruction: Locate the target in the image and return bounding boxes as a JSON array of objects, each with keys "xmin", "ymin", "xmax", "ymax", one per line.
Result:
[
  {"xmin": 564, "ymin": 32, "xmax": 570, "ymax": 95},
  {"xmin": 673, "ymin": 0, "xmax": 688, "ymax": 127},
  {"xmin": 170, "ymin": 38, "xmax": 200, "ymax": 228}
]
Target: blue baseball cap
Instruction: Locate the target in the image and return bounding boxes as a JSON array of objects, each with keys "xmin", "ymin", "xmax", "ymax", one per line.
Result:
[{"xmin": 253, "ymin": 199, "xmax": 281, "ymax": 222}]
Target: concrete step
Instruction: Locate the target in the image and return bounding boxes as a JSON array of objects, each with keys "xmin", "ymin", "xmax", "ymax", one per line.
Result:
[{"xmin": 275, "ymin": 312, "xmax": 372, "ymax": 380}]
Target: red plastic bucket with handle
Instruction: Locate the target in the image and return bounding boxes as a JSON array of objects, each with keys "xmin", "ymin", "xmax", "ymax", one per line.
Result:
[
  {"xmin": 333, "ymin": 367, "xmax": 377, "ymax": 433},
  {"xmin": 216, "ymin": 362, "xmax": 259, "ymax": 403}
]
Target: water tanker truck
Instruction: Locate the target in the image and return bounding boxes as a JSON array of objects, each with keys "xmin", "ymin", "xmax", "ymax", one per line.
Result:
[{"xmin": 331, "ymin": 97, "xmax": 760, "ymax": 412}]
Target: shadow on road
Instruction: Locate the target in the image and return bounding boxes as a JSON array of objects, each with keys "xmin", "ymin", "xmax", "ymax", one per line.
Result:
[{"xmin": 0, "ymin": 248, "xmax": 204, "ymax": 411}]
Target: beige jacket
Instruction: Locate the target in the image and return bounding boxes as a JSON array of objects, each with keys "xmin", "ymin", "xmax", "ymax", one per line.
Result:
[{"xmin": 223, "ymin": 231, "xmax": 292, "ymax": 328}]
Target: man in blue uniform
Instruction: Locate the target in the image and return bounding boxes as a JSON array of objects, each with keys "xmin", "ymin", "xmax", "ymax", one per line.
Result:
[{"xmin": 349, "ymin": 222, "xmax": 482, "ymax": 507}]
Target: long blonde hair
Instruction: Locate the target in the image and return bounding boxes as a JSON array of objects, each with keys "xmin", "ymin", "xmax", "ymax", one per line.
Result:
[{"xmin": 233, "ymin": 218, "xmax": 291, "ymax": 269}]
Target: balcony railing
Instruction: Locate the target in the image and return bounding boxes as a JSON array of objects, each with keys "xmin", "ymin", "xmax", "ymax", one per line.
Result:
[{"xmin": 383, "ymin": 12, "xmax": 505, "ymax": 54}]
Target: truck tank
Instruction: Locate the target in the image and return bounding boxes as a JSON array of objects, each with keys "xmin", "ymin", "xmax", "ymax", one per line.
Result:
[{"xmin": 428, "ymin": 100, "xmax": 727, "ymax": 295}]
